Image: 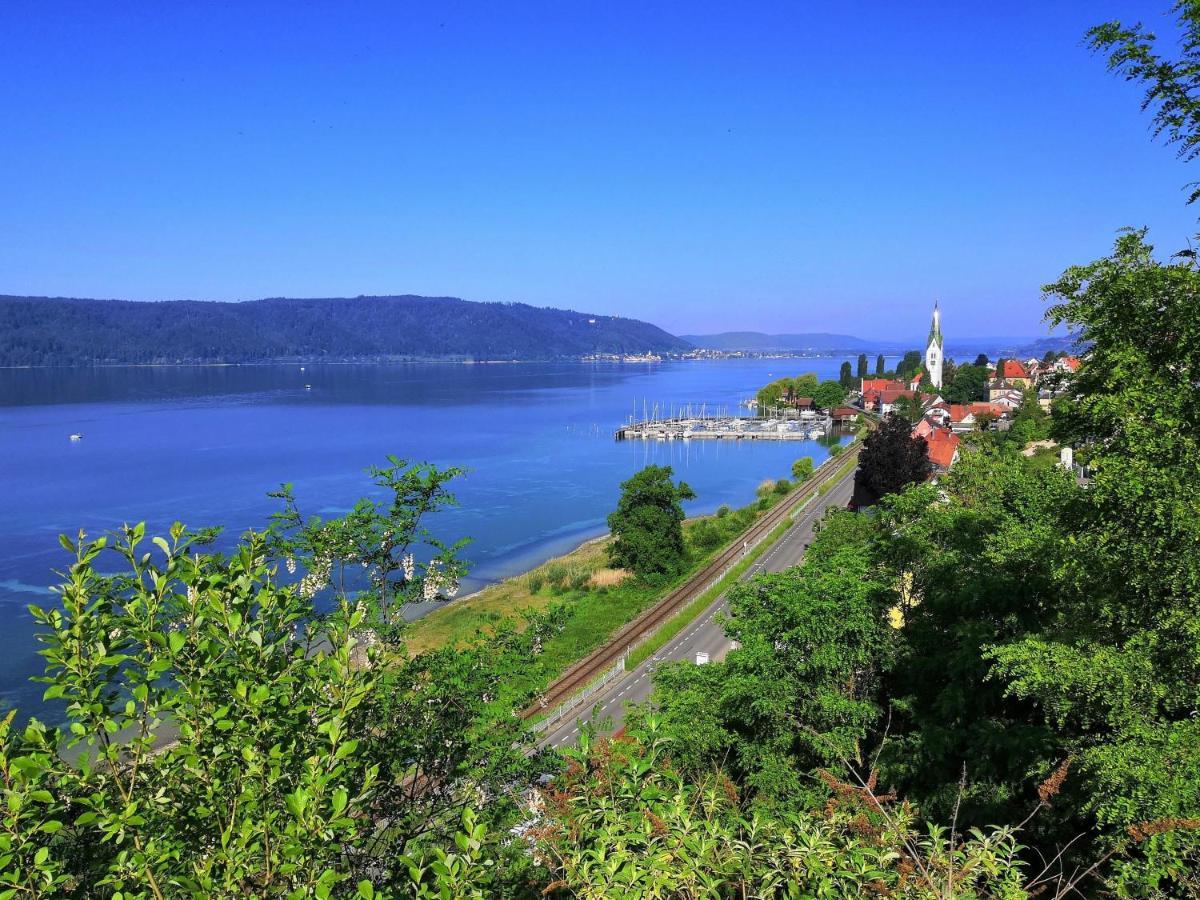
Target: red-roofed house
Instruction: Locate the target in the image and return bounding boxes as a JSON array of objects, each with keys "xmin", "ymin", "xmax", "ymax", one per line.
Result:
[
  {"xmin": 924, "ymin": 427, "xmax": 960, "ymax": 472},
  {"xmin": 876, "ymin": 388, "xmax": 916, "ymax": 415},
  {"xmin": 1057, "ymin": 356, "xmax": 1081, "ymax": 373},
  {"xmin": 861, "ymin": 378, "xmax": 905, "ymax": 394},
  {"xmin": 998, "ymin": 359, "xmax": 1032, "ymax": 387}
]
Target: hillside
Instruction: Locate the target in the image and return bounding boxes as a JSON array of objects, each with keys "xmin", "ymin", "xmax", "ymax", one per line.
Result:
[
  {"xmin": 679, "ymin": 331, "xmax": 875, "ymax": 352},
  {"xmin": 0, "ymin": 294, "xmax": 692, "ymax": 365}
]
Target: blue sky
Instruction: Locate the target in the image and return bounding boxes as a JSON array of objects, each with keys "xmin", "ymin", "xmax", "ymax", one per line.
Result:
[{"xmin": 2, "ymin": 1, "xmax": 1196, "ymax": 339}]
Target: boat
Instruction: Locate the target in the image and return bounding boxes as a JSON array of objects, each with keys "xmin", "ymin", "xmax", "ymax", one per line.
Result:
[{"xmin": 69, "ymin": 433, "xmax": 83, "ymax": 441}]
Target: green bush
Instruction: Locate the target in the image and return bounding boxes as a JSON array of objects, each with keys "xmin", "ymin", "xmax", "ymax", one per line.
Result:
[
  {"xmin": 527, "ymin": 572, "xmax": 546, "ymax": 593},
  {"xmin": 716, "ymin": 504, "xmax": 731, "ymax": 518},
  {"xmin": 774, "ymin": 478, "xmax": 792, "ymax": 494}
]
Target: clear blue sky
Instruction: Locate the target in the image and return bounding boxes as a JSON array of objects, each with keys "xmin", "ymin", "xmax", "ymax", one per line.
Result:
[{"xmin": 2, "ymin": 1, "xmax": 1196, "ymax": 339}]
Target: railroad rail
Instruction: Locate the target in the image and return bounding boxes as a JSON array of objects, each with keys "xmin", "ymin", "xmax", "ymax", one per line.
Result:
[{"xmin": 522, "ymin": 434, "xmax": 867, "ymax": 719}]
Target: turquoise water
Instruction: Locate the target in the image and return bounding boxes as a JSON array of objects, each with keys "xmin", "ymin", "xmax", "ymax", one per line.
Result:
[{"xmin": 0, "ymin": 358, "xmax": 860, "ymax": 720}]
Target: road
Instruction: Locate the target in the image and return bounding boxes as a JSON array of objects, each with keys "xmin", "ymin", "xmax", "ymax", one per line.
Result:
[{"xmin": 538, "ymin": 466, "xmax": 857, "ymax": 749}]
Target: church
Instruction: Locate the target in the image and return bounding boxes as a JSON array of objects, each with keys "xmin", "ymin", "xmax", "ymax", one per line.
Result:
[{"xmin": 925, "ymin": 301, "xmax": 943, "ymax": 390}]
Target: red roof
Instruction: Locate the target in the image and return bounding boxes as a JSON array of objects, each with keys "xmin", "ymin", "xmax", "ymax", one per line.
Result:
[
  {"xmin": 913, "ymin": 418, "xmax": 935, "ymax": 438},
  {"xmin": 879, "ymin": 388, "xmax": 915, "ymax": 403},
  {"xmin": 861, "ymin": 378, "xmax": 905, "ymax": 393},
  {"xmin": 830, "ymin": 406, "xmax": 860, "ymax": 418},
  {"xmin": 999, "ymin": 359, "xmax": 1029, "ymax": 379},
  {"xmin": 924, "ymin": 427, "xmax": 960, "ymax": 469},
  {"xmin": 1063, "ymin": 356, "xmax": 1081, "ymax": 372}
]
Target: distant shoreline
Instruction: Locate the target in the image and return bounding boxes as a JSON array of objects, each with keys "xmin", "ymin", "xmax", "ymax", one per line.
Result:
[{"xmin": 0, "ymin": 353, "xmax": 883, "ymax": 371}]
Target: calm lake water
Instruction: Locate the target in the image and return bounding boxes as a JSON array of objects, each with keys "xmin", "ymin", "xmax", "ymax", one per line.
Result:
[{"xmin": 0, "ymin": 358, "xmax": 870, "ymax": 721}]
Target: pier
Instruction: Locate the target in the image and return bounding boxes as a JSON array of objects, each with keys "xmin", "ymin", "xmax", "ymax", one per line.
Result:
[{"xmin": 615, "ymin": 413, "xmax": 834, "ymax": 442}]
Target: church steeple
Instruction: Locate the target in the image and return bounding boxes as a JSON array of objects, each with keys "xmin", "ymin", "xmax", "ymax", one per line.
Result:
[
  {"xmin": 925, "ymin": 301, "xmax": 944, "ymax": 390},
  {"xmin": 927, "ymin": 300, "xmax": 943, "ymax": 350}
]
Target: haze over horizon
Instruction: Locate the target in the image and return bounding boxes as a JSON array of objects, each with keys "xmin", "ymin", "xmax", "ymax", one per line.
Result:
[{"xmin": 3, "ymin": 2, "xmax": 1197, "ymax": 340}]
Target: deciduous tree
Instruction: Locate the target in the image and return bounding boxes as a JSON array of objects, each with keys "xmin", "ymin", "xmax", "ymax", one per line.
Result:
[{"xmin": 607, "ymin": 465, "xmax": 696, "ymax": 579}]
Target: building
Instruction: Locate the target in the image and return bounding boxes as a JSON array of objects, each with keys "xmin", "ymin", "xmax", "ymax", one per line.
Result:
[
  {"xmin": 924, "ymin": 426, "xmax": 960, "ymax": 472},
  {"xmin": 997, "ymin": 359, "xmax": 1032, "ymax": 387},
  {"xmin": 925, "ymin": 301, "xmax": 944, "ymax": 390}
]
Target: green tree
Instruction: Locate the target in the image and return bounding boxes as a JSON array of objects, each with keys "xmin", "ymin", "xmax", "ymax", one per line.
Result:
[
  {"xmin": 895, "ymin": 350, "xmax": 924, "ymax": 381},
  {"xmin": 974, "ymin": 352, "xmax": 990, "ymax": 367},
  {"xmin": 946, "ymin": 363, "xmax": 989, "ymax": 404},
  {"xmin": 855, "ymin": 413, "xmax": 930, "ymax": 500},
  {"xmin": 839, "ymin": 359, "xmax": 854, "ymax": 389},
  {"xmin": 876, "ymin": 452, "xmax": 1080, "ymax": 828},
  {"xmin": 875, "ymin": 353, "xmax": 886, "ymax": 376},
  {"xmin": 856, "ymin": 353, "xmax": 868, "ymax": 378},
  {"xmin": 650, "ymin": 510, "xmax": 893, "ymax": 802},
  {"xmin": 607, "ymin": 465, "xmax": 696, "ymax": 579},
  {"xmin": 791, "ymin": 456, "xmax": 815, "ymax": 482},
  {"xmin": 1005, "ymin": 389, "xmax": 1050, "ymax": 447},
  {"xmin": 811, "ymin": 379, "xmax": 846, "ymax": 409},
  {"xmin": 891, "ymin": 392, "xmax": 925, "ymax": 424},
  {"xmin": 985, "ymin": 229, "xmax": 1200, "ymax": 888}
]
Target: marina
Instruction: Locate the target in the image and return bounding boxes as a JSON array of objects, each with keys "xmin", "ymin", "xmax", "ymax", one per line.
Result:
[{"xmin": 615, "ymin": 412, "xmax": 834, "ymax": 441}]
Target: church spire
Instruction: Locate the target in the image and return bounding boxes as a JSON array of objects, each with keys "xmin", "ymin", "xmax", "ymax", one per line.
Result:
[{"xmin": 925, "ymin": 300, "xmax": 944, "ymax": 390}]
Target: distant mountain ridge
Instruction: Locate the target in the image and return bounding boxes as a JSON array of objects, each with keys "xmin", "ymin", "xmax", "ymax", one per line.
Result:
[
  {"xmin": 0, "ymin": 294, "xmax": 692, "ymax": 365},
  {"xmin": 680, "ymin": 331, "xmax": 875, "ymax": 352},
  {"xmin": 683, "ymin": 330, "xmax": 1083, "ymax": 359}
]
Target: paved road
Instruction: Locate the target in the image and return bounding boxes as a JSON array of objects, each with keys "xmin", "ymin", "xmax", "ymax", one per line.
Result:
[{"xmin": 539, "ymin": 467, "xmax": 857, "ymax": 749}]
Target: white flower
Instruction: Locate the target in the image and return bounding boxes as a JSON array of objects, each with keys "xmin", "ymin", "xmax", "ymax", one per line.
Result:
[
  {"xmin": 401, "ymin": 554, "xmax": 415, "ymax": 581},
  {"xmin": 286, "ymin": 556, "xmax": 296, "ymax": 575},
  {"xmin": 297, "ymin": 555, "xmax": 332, "ymax": 599}
]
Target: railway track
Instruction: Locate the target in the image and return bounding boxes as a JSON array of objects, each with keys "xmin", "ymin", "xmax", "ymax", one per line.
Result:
[{"xmin": 523, "ymin": 437, "xmax": 866, "ymax": 719}]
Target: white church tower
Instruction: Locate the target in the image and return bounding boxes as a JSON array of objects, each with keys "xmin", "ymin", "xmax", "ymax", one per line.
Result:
[{"xmin": 925, "ymin": 301, "xmax": 944, "ymax": 390}]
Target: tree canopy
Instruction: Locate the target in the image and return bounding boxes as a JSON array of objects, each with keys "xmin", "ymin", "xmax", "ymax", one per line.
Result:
[{"xmin": 606, "ymin": 465, "xmax": 697, "ymax": 579}]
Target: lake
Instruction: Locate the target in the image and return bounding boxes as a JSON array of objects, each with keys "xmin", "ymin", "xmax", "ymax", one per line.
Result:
[{"xmin": 0, "ymin": 357, "xmax": 873, "ymax": 721}]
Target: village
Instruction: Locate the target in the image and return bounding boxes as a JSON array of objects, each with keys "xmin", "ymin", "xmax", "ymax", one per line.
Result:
[{"xmin": 757, "ymin": 303, "xmax": 1083, "ymax": 475}]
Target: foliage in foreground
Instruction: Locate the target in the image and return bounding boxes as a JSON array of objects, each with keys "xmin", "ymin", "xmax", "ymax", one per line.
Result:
[
  {"xmin": 405, "ymin": 721, "xmax": 1030, "ymax": 899},
  {"xmin": 1, "ymin": 461, "xmax": 555, "ymax": 899}
]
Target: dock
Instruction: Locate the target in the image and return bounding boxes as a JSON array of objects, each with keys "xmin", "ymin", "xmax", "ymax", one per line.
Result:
[{"xmin": 615, "ymin": 413, "xmax": 834, "ymax": 442}]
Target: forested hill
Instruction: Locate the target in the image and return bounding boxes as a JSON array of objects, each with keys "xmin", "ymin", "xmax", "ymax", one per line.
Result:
[{"xmin": 0, "ymin": 294, "xmax": 693, "ymax": 365}]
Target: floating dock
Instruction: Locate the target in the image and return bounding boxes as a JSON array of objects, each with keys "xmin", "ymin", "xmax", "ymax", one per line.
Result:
[{"xmin": 615, "ymin": 414, "xmax": 834, "ymax": 442}]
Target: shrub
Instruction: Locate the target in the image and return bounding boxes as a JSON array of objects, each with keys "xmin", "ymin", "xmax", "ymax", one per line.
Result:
[
  {"xmin": 544, "ymin": 563, "xmax": 568, "ymax": 590},
  {"xmin": 756, "ymin": 479, "xmax": 777, "ymax": 497},
  {"xmin": 527, "ymin": 572, "xmax": 546, "ymax": 594},
  {"xmin": 569, "ymin": 570, "xmax": 591, "ymax": 592},
  {"xmin": 774, "ymin": 478, "xmax": 792, "ymax": 494},
  {"xmin": 716, "ymin": 504, "xmax": 731, "ymax": 518}
]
